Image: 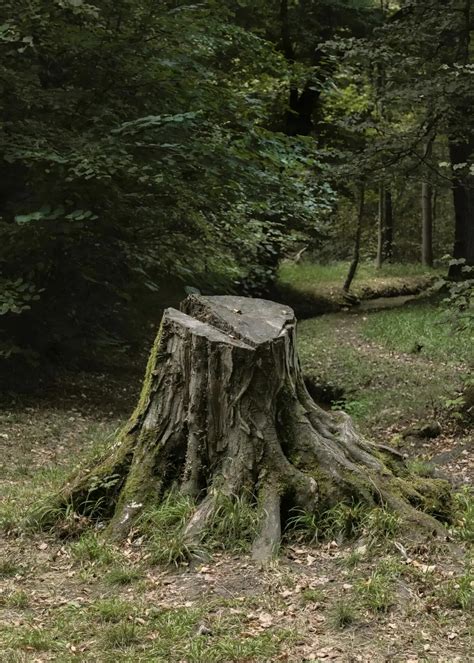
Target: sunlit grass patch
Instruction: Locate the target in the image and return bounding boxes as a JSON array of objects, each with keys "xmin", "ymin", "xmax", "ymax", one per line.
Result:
[
  {"xmin": 361, "ymin": 304, "xmax": 471, "ymax": 365},
  {"xmin": 451, "ymin": 487, "xmax": 474, "ymax": 542},
  {"xmin": 439, "ymin": 567, "xmax": 473, "ymax": 612},
  {"xmin": 287, "ymin": 503, "xmax": 399, "ymax": 544},
  {"xmin": 278, "ymin": 261, "xmax": 438, "ymax": 290},
  {"xmin": 69, "ymin": 530, "xmax": 120, "ymax": 566},
  {"xmin": 356, "ymin": 566, "xmax": 395, "ymax": 613},
  {"xmin": 104, "ymin": 565, "xmax": 144, "ymax": 586},
  {"xmin": 298, "ymin": 306, "xmax": 464, "ymax": 432}
]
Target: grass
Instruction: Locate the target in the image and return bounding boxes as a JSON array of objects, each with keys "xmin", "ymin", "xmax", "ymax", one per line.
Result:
[
  {"xmin": 0, "ymin": 466, "xmax": 70, "ymax": 533},
  {"xmin": 278, "ymin": 261, "xmax": 439, "ymax": 289},
  {"xmin": 301, "ymin": 588, "xmax": 324, "ymax": 603},
  {"xmin": 331, "ymin": 600, "xmax": 357, "ymax": 628},
  {"xmin": 142, "ymin": 490, "xmax": 267, "ymax": 565},
  {"xmin": 69, "ymin": 531, "xmax": 119, "ymax": 566},
  {"xmin": 406, "ymin": 458, "xmax": 437, "ymax": 478},
  {"xmin": 139, "ymin": 492, "xmax": 201, "ymax": 566},
  {"xmin": 342, "ymin": 549, "xmax": 364, "ymax": 569},
  {"xmin": 138, "ymin": 490, "xmax": 261, "ymax": 566},
  {"xmin": 102, "ymin": 622, "xmax": 138, "ymax": 648},
  {"xmin": 0, "ymin": 596, "xmax": 295, "ymax": 662},
  {"xmin": 357, "ymin": 565, "xmax": 396, "ymax": 613},
  {"xmin": 0, "ymin": 590, "xmax": 29, "ymax": 609},
  {"xmin": 287, "ymin": 504, "xmax": 400, "ymax": 544},
  {"xmin": 298, "ymin": 303, "xmax": 465, "ymax": 433},
  {"xmin": 0, "ymin": 559, "xmax": 21, "ymax": 578},
  {"xmin": 451, "ymin": 488, "xmax": 474, "ymax": 542},
  {"xmin": 361, "ymin": 303, "xmax": 472, "ymax": 365},
  {"xmin": 104, "ymin": 565, "xmax": 144, "ymax": 585},
  {"xmin": 92, "ymin": 598, "xmax": 134, "ymax": 623},
  {"xmin": 440, "ymin": 568, "xmax": 473, "ymax": 611},
  {"xmin": 206, "ymin": 492, "xmax": 260, "ymax": 552}
]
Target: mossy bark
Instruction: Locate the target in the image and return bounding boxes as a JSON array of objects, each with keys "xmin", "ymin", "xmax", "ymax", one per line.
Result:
[{"xmin": 50, "ymin": 295, "xmax": 450, "ymax": 556}]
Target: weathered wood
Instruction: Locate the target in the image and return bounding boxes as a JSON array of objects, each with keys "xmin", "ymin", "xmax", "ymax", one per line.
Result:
[{"xmin": 49, "ymin": 295, "xmax": 450, "ymax": 557}]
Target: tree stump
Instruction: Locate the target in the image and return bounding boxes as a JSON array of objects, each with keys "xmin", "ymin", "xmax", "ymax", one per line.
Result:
[{"xmin": 48, "ymin": 295, "xmax": 450, "ymax": 559}]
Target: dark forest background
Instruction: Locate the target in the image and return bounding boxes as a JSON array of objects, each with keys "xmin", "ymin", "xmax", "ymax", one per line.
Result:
[{"xmin": 1, "ymin": 0, "xmax": 473, "ymax": 367}]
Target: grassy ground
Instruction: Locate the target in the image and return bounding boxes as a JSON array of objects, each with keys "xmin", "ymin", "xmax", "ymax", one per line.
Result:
[
  {"xmin": 276, "ymin": 261, "xmax": 441, "ymax": 317},
  {"xmin": 279, "ymin": 261, "xmax": 440, "ymax": 286},
  {"xmin": 1, "ymin": 301, "xmax": 472, "ymax": 662},
  {"xmin": 299, "ymin": 302, "xmax": 472, "ymax": 438}
]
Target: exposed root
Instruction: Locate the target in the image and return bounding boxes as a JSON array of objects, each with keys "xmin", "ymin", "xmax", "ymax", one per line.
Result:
[
  {"xmin": 252, "ymin": 484, "xmax": 281, "ymax": 562},
  {"xmin": 184, "ymin": 491, "xmax": 218, "ymax": 544}
]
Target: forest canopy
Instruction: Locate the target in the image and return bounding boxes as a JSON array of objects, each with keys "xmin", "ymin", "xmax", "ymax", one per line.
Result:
[{"xmin": 0, "ymin": 0, "xmax": 472, "ymax": 363}]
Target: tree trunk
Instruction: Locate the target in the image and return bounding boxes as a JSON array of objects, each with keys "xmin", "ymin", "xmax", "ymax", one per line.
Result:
[
  {"xmin": 376, "ymin": 183, "xmax": 385, "ymax": 269},
  {"xmin": 421, "ymin": 181, "xmax": 434, "ymax": 267},
  {"xmin": 46, "ymin": 296, "xmax": 449, "ymax": 559},
  {"xmin": 447, "ymin": 0, "xmax": 473, "ymax": 278},
  {"xmin": 384, "ymin": 189, "xmax": 394, "ymax": 262},
  {"xmin": 421, "ymin": 138, "xmax": 435, "ymax": 267},
  {"xmin": 448, "ymin": 138, "xmax": 474, "ymax": 278},
  {"xmin": 343, "ymin": 185, "xmax": 365, "ymax": 293}
]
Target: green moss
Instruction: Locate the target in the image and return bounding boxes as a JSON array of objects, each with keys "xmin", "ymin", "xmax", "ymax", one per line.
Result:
[
  {"xmin": 389, "ymin": 475, "xmax": 452, "ymax": 521},
  {"xmin": 127, "ymin": 321, "xmax": 164, "ymax": 430},
  {"xmin": 411, "ymin": 477, "xmax": 452, "ymax": 519}
]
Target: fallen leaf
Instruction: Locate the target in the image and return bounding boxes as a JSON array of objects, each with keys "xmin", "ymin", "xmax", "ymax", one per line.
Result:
[{"xmin": 258, "ymin": 612, "xmax": 273, "ymax": 628}]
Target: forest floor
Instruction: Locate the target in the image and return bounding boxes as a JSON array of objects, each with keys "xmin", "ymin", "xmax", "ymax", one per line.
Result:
[{"xmin": 0, "ymin": 299, "xmax": 472, "ymax": 662}]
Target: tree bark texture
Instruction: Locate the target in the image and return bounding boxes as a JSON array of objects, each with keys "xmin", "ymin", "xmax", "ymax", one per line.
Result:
[
  {"xmin": 343, "ymin": 185, "xmax": 365, "ymax": 293},
  {"xmin": 49, "ymin": 296, "xmax": 449, "ymax": 559},
  {"xmin": 377, "ymin": 186, "xmax": 394, "ymax": 267},
  {"xmin": 421, "ymin": 181, "xmax": 434, "ymax": 267},
  {"xmin": 448, "ymin": 138, "xmax": 474, "ymax": 278}
]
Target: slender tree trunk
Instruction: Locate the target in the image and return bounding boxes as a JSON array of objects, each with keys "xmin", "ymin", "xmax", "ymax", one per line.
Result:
[
  {"xmin": 376, "ymin": 183, "xmax": 385, "ymax": 269},
  {"xmin": 344, "ymin": 185, "xmax": 365, "ymax": 292},
  {"xmin": 43, "ymin": 296, "xmax": 450, "ymax": 559},
  {"xmin": 421, "ymin": 139, "xmax": 435, "ymax": 267},
  {"xmin": 448, "ymin": 138, "xmax": 474, "ymax": 278},
  {"xmin": 447, "ymin": 0, "xmax": 473, "ymax": 278},
  {"xmin": 384, "ymin": 189, "xmax": 393, "ymax": 262},
  {"xmin": 421, "ymin": 181, "xmax": 433, "ymax": 267},
  {"xmin": 377, "ymin": 187, "xmax": 393, "ymax": 266}
]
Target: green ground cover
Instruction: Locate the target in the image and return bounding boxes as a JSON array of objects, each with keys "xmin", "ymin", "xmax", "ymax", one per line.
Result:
[{"xmin": 298, "ymin": 302, "xmax": 470, "ymax": 434}]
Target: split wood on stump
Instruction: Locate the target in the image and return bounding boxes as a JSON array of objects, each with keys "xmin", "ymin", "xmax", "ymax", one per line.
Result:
[{"xmin": 50, "ymin": 295, "xmax": 449, "ymax": 560}]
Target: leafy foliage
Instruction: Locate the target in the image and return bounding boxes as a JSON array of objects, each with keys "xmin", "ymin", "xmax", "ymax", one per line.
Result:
[{"xmin": 0, "ymin": 0, "xmax": 335, "ymax": 361}]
